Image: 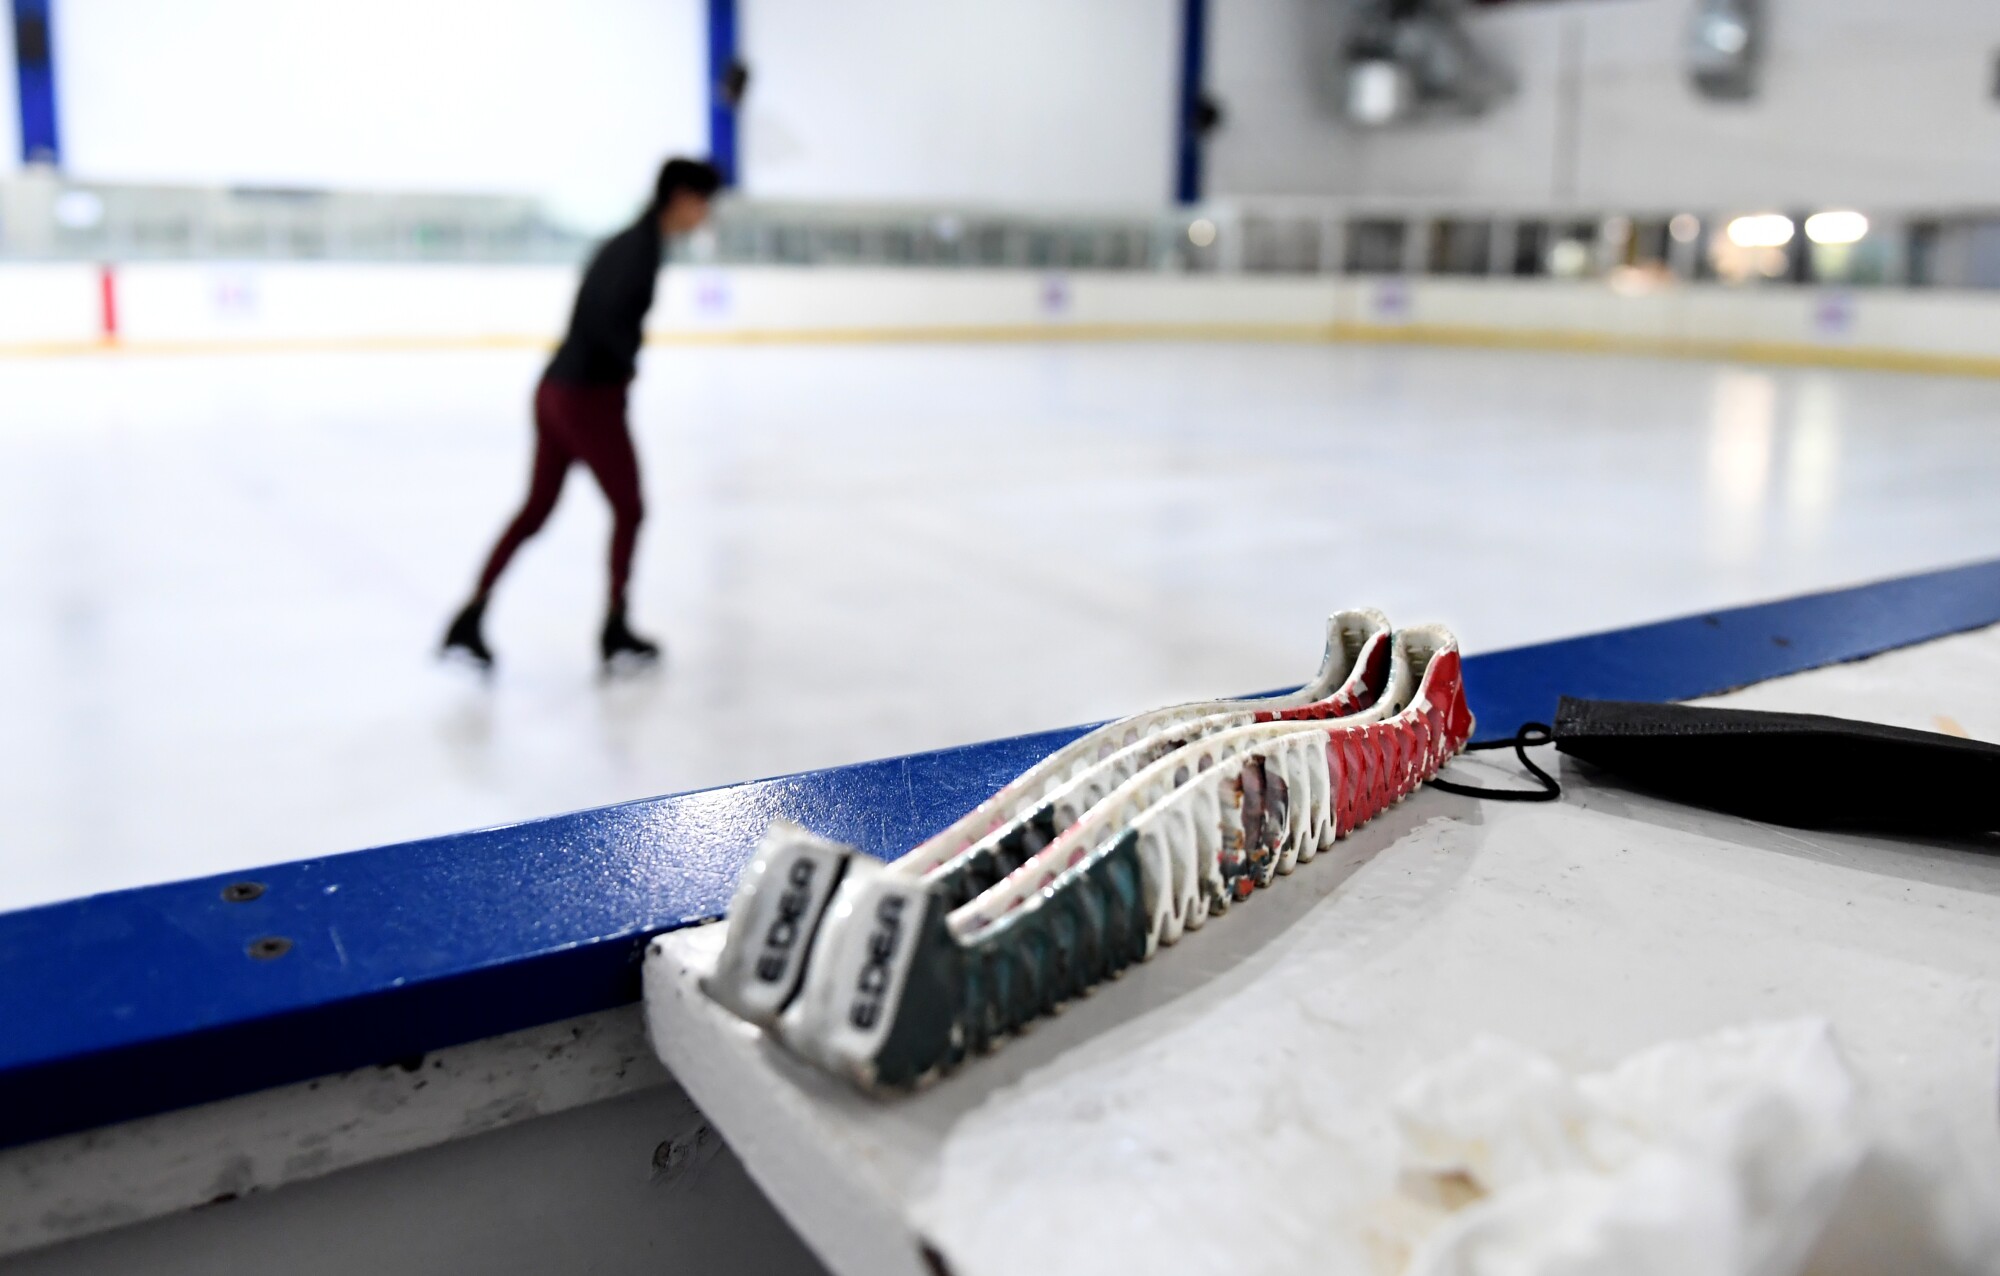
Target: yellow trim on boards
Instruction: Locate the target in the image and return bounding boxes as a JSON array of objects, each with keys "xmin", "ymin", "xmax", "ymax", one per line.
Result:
[
  {"xmin": 3, "ymin": 321, "xmax": 2000, "ymax": 379},
  {"xmin": 0, "ymin": 333, "xmax": 554, "ymax": 359}
]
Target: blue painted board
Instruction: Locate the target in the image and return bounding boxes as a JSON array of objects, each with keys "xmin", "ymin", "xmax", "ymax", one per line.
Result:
[
  {"xmin": 11, "ymin": 0, "xmax": 62, "ymax": 164},
  {"xmin": 1469, "ymin": 556, "xmax": 2000, "ymax": 739},
  {"xmin": 1174, "ymin": 0, "xmax": 1208, "ymax": 205},
  {"xmin": 0, "ymin": 729, "xmax": 1087, "ymax": 1149},
  {"xmin": 706, "ymin": 0, "xmax": 740, "ymax": 186},
  {"xmin": 3, "ymin": 557, "xmax": 1998, "ymax": 1148}
]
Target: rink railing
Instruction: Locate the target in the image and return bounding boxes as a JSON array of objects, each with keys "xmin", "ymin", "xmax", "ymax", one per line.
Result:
[{"xmin": 5, "ymin": 174, "xmax": 1999, "ymax": 290}]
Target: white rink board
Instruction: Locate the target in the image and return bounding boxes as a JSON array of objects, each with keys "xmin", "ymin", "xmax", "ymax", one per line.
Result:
[
  {"xmin": 645, "ymin": 626, "xmax": 2000, "ymax": 1276},
  {"xmin": 9, "ymin": 264, "xmax": 2000, "ymax": 368}
]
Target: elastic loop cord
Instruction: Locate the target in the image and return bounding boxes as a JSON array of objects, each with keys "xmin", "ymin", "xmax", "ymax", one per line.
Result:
[{"xmin": 1428, "ymin": 722, "xmax": 1561, "ymax": 802}]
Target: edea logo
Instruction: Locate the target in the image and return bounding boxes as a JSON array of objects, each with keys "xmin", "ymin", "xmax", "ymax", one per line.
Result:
[
  {"xmin": 848, "ymin": 894, "xmax": 907, "ymax": 1030},
  {"xmin": 753, "ymin": 858, "xmax": 818, "ymax": 983}
]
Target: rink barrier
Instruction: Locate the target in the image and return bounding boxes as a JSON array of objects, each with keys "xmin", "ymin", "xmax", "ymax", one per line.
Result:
[
  {"xmin": 5, "ymin": 264, "xmax": 2000, "ymax": 378},
  {"xmin": 2, "ymin": 556, "xmax": 1998, "ymax": 1151},
  {"xmin": 6, "ymin": 322, "xmax": 2000, "ymax": 381}
]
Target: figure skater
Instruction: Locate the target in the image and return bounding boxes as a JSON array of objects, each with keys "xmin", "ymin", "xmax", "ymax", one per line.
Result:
[{"xmin": 442, "ymin": 157, "xmax": 721, "ymax": 671}]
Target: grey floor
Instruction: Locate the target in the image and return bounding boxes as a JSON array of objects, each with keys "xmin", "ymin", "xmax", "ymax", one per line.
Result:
[{"xmin": 3, "ymin": 340, "xmax": 1997, "ymax": 912}]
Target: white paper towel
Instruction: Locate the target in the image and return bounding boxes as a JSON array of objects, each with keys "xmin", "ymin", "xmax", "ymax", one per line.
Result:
[{"xmin": 1388, "ymin": 1021, "xmax": 1902, "ymax": 1276}]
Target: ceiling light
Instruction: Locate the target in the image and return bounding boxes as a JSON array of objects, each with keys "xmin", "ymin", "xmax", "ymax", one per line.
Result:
[
  {"xmin": 1803, "ymin": 211, "xmax": 1868, "ymax": 246},
  {"xmin": 1726, "ymin": 214, "xmax": 1794, "ymax": 249},
  {"xmin": 1702, "ymin": 15, "xmax": 1749, "ymax": 55}
]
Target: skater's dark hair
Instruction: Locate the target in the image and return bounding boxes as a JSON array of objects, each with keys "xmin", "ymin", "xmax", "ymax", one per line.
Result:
[{"xmin": 654, "ymin": 158, "xmax": 724, "ymax": 209}]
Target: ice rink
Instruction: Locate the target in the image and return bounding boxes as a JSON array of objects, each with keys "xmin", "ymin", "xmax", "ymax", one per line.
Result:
[{"xmin": 4, "ymin": 338, "xmax": 1998, "ymax": 913}]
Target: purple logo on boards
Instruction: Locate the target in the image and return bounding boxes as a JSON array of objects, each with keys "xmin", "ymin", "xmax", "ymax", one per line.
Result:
[
  {"xmin": 211, "ymin": 272, "xmax": 259, "ymax": 320},
  {"xmin": 1813, "ymin": 291, "xmax": 1855, "ymax": 339},
  {"xmin": 1041, "ymin": 276, "xmax": 1071, "ymax": 316},
  {"xmin": 694, "ymin": 274, "xmax": 732, "ymax": 319},
  {"xmin": 1372, "ymin": 278, "xmax": 1411, "ymax": 323}
]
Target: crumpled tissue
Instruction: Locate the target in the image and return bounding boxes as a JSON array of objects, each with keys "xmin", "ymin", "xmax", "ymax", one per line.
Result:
[{"xmin": 1388, "ymin": 1019, "xmax": 1870, "ymax": 1276}]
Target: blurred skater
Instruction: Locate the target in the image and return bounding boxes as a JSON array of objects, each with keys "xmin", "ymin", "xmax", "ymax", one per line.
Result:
[{"xmin": 442, "ymin": 157, "xmax": 721, "ymax": 671}]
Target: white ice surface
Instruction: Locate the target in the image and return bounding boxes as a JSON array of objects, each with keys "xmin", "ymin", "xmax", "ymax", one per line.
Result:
[
  {"xmin": 645, "ymin": 625, "xmax": 2000, "ymax": 1276},
  {"xmin": 6, "ymin": 342, "xmax": 2000, "ymax": 912}
]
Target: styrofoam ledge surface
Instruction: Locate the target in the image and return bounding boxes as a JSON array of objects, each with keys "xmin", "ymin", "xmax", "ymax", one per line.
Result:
[{"xmin": 646, "ymin": 794, "xmax": 2000, "ymax": 1274}]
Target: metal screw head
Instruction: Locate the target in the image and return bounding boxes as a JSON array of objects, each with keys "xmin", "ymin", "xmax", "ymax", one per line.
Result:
[
  {"xmin": 221, "ymin": 882, "xmax": 265, "ymax": 903},
  {"xmin": 247, "ymin": 936, "xmax": 293, "ymax": 961}
]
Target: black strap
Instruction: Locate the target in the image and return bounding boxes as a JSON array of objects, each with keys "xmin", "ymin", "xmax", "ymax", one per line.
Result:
[
  {"xmin": 1428, "ymin": 722, "xmax": 1561, "ymax": 802},
  {"xmin": 1551, "ymin": 696, "xmax": 1998, "ymax": 835}
]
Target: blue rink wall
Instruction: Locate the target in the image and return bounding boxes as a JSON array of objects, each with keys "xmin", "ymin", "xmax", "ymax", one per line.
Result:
[{"xmin": 3, "ymin": 556, "xmax": 1998, "ymax": 1151}]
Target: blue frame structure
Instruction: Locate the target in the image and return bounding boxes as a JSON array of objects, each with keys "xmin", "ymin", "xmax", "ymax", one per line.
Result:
[
  {"xmin": 10, "ymin": 0, "xmax": 60, "ymax": 164},
  {"xmin": 706, "ymin": 0, "xmax": 740, "ymax": 186},
  {"xmin": 1174, "ymin": 0, "xmax": 1208, "ymax": 204},
  {"xmin": 3, "ymin": 558, "xmax": 1999, "ymax": 1148}
]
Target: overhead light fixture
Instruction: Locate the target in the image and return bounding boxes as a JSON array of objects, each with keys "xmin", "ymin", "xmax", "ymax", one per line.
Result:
[
  {"xmin": 1669, "ymin": 214, "xmax": 1702, "ymax": 244},
  {"xmin": 1726, "ymin": 214, "xmax": 1794, "ymax": 249},
  {"xmin": 1341, "ymin": 0, "xmax": 1513, "ymax": 127},
  {"xmin": 1803, "ymin": 211, "xmax": 1868, "ymax": 246},
  {"xmin": 1347, "ymin": 59, "xmax": 1411, "ymax": 126},
  {"xmin": 1688, "ymin": 0, "xmax": 1762, "ymax": 100},
  {"xmin": 1703, "ymin": 14, "xmax": 1749, "ymax": 55}
]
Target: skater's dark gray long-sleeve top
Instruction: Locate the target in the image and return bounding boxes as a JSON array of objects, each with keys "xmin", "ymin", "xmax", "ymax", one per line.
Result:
[{"xmin": 545, "ymin": 215, "xmax": 663, "ymax": 386}]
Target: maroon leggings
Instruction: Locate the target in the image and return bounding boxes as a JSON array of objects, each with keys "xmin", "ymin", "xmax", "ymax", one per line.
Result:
[{"xmin": 477, "ymin": 379, "xmax": 644, "ymax": 608}]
